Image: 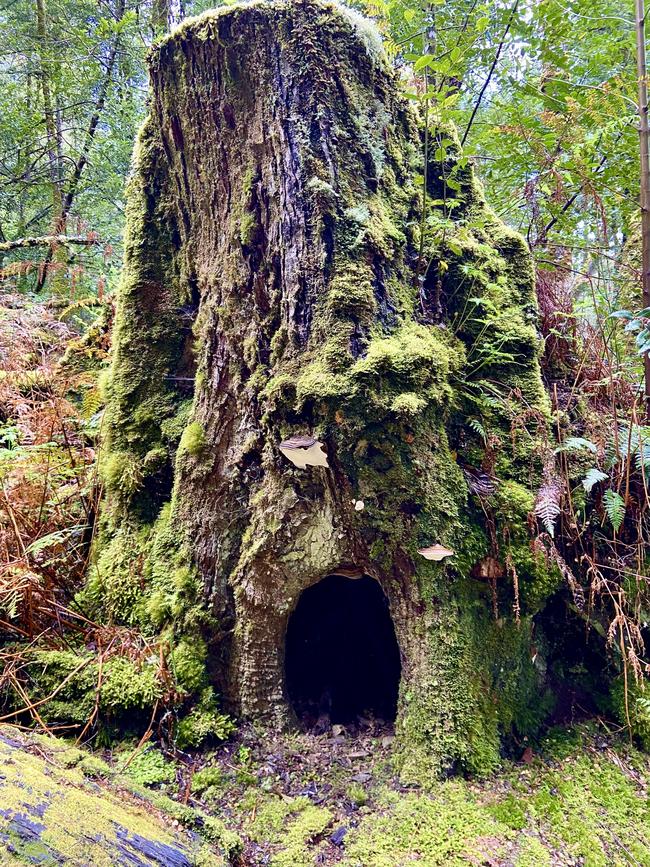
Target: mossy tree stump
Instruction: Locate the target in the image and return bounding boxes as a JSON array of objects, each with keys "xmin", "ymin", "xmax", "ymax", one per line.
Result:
[{"xmin": 96, "ymin": 0, "xmax": 554, "ymax": 776}]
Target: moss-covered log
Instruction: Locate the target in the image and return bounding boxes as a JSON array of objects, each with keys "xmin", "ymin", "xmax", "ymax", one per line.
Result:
[{"xmin": 93, "ymin": 0, "xmax": 556, "ymax": 776}]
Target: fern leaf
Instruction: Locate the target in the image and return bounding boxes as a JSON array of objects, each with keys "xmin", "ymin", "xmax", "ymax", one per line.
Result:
[
  {"xmin": 468, "ymin": 418, "xmax": 486, "ymax": 441},
  {"xmin": 81, "ymin": 386, "xmax": 103, "ymax": 420},
  {"xmin": 582, "ymin": 468, "xmax": 607, "ymax": 493},
  {"xmin": 603, "ymin": 489, "xmax": 625, "ymax": 533},
  {"xmin": 555, "ymin": 436, "xmax": 597, "ymax": 455},
  {"xmin": 534, "ymin": 462, "xmax": 563, "ymax": 537}
]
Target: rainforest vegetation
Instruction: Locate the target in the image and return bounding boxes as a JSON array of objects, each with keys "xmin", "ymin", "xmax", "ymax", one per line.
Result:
[{"xmin": 2, "ymin": 0, "xmax": 650, "ymax": 864}]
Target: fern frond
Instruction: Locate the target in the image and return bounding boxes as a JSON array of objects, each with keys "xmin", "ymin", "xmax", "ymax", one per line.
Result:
[
  {"xmin": 555, "ymin": 436, "xmax": 597, "ymax": 455},
  {"xmin": 81, "ymin": 386, "xmax": 103, "ymax": 420},
  {"xmin": 468, "ymin": 417, "xmax": 486, "ymax": 441},
  {"xmin": 582, "ymin": 467, "xmax": 607, "ymax": 493},
  {"xmin": 603, "ymin": 489, "xmax": 625, "ymax": 533},
  {"xmin": 534, "ymin": 461, "xmax": 563, "ymax": 537}
]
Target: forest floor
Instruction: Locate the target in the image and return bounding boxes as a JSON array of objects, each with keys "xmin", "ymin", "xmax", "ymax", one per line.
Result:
[{"xmin": 1, "ymin": 719, "xmax": 650, "ymax": 866}]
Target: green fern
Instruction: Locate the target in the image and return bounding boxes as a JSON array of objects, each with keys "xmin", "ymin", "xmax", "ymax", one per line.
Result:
[
  {"xmin": 555, "ymin": 436, "xmax": 597, "ymax": 455},
  {"xmin": 582, "ymin": 467, "xmax": 607, "ymax": 493},
  {"xmin": 468, "ymin": 417, "xmax": 486, "ymax": 441},
  {"xmin": 603, "ymin": 489, "xmax": 625, "ymax": 533},
  {"xmin": 81, "ymin": 386, "xmax": 103, "ymax": 420}
]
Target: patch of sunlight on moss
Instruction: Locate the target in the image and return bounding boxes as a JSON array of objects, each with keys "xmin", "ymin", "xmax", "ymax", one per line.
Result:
[{"xmin": 0, "ymin": 727, "xmax": 208, "ymax": 866}]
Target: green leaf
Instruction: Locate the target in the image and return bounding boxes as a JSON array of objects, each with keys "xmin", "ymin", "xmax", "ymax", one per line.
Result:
[
  {"xmin": 414, "ymin": 54, "xmax": 434, "ymax": 72},
  {"xmin": 603, "ymin": 489, "xmax": 625, "ymax": 533},
  {"xmin": 476, "ymin": 16, "xmax": 489, "ymax": 33},
  {"xmin": 582, "ymin": 468, "xmax": 607, "ymax": 493},
  {"xmin": 555, "ymin": 436, "xmax": 597, "ymax": 454}
]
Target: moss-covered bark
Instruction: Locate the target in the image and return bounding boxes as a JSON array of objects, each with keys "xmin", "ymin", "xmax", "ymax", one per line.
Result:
[{"xmin": 94, "ymin": 0, "xmax": 555, "ymax": 776}]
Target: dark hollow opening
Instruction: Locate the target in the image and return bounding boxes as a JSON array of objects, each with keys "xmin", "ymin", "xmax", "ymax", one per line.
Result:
[{"xmin": 285, "ymin": 574, "xmax": 401, "ymax": 725}]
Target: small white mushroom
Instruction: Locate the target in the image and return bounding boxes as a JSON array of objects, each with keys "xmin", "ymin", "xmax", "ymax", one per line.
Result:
[
  {"xmin": 354, "ymin": 499, "xmax": 365, "ymax": 511},
  {"xmin": 279, "ymin": 435, "xmax": 329, "ymax": 469},
  {"xmin": 418, "ymin": 544, "xmax": 455, "ymax": 561}
]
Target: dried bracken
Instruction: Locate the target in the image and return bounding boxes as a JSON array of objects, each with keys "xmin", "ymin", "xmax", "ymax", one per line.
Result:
[{"xmin": 0, "ymin": 293, "xmax": 105, "ymax": 643}]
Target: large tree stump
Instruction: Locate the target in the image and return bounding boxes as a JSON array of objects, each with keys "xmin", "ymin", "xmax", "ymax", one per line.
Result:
[{"xmin": 97, "ymin": 0, "xmax": 553, "ymax": 776}]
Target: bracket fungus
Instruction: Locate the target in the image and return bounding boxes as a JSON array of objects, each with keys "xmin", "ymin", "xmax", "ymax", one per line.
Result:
[
  {"xmin": 471, "ymin": 556, "xmax": 505, "ymax": 582},
  {"xmin": 279, "ymin": 435, "xmax": 329, "ymax": 469},
  {"xmin": 418, "ymin": 544, "xmax": 455, "ymax": 561}
]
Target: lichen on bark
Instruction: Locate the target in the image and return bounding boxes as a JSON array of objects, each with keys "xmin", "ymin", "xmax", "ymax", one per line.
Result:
[{"xmin": 91, "ymin": 0, "xmax": 554, "ymax": 776}]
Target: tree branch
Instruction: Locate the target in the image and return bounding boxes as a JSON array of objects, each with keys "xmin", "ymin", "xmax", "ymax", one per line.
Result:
[
  {"xmin": 0, "ymin": 235, "xmax": 97, "ymax": 253},
  {"xmin": 461, "ymin": 0, "xmax": 520, "ymax": 148}
]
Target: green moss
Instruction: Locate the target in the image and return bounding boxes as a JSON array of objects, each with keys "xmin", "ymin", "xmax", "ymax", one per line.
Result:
[
  {"xmin": 0, "ymin": 726, "xmax": 215, "ymax": 866},
  {"xmin": 178, "ymin": 420, "xmax": 206, "ymax": 457},
  {"xmin": 85, "ymin": 523, "xmax": 151, "ymax": 624},
  {"xmin": 170, "ymin": 637, "xmax": 208, "ymax": 693},
  {"xmin": 101, "ymin": 656, "xmax": 164, "ymax": 712},
  {"xmin": 342, "ymin": 787, "xmax": 507, "ymax": 867},
  {"xmin": 101, "ymin": 450, "xmax": 144, "ymax": 497},
  {"xmin": 246, "ymin": 794, "xmax": 308, "ymax": 844},
  {"xmin": 175, "ymin": 688, "xmax": 235, "ymax": 749},
  {"xmin": 487, "ymin": 794, "xmax": 527, "ymax": 831},
  {"xmin": 119, "ymin": 746, "xmax": 176, "ymax": 787},
  {"xmin": 515, "ymin": 836, "xmax": 551, "ymax": 867},
  {"xmin": 390, "ymin": 391, "xmax": 428, "ymax": 416},
  {"xmin": 160, "ymin": 398, "xmax": 193, "ymax": 445},
  {"xmin": 201, "ymin": 816, "xmax": 243, "ymax": 858},
  {"xmin": 611, "ymin": 678, "xmax": 650, "ymax": 750},
  {"xmin": 347, "ymin": 782, "xmax": 369, "ymax": 807},
  {"xmin": 239, "ymin": 210, "xmax": 256, "ymax": 247},
  {"xmin": 271, "ymin": 804, "xmax": 332, "ymax": 867},
  {"xmin": 527, "ymin": 748, "xmax": 650, "ymax": 865},
  {"xmin": 191, "ymin": 765, "xmax": 224, "ymax": 795},
  {"xmin": 78, "ymin": 754, "xmax": 113, "ymax": 779}
]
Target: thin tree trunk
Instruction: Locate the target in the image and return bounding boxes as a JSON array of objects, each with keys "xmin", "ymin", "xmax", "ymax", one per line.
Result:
[
  {"xmin": 635, "ymin": 0, "xmax": 650, "ymax": 418},
  {"xmin": 34, "ymin": 0, "xmax": 63, "ymax": 229},
  {"xmin": 151, "ymin": 0, "xmax": 171, "ymax": 36}
]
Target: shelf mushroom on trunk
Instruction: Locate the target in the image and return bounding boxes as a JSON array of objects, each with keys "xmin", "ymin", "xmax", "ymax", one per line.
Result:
[{"xmin": 279, "ymin": 435, "xmax": 330, "ymax": 469}]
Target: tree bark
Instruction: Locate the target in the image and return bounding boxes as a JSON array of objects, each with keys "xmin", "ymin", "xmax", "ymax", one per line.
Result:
[{"xmin": 98, "ymin": 0, "xmax": 551, "ymax": 777}]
